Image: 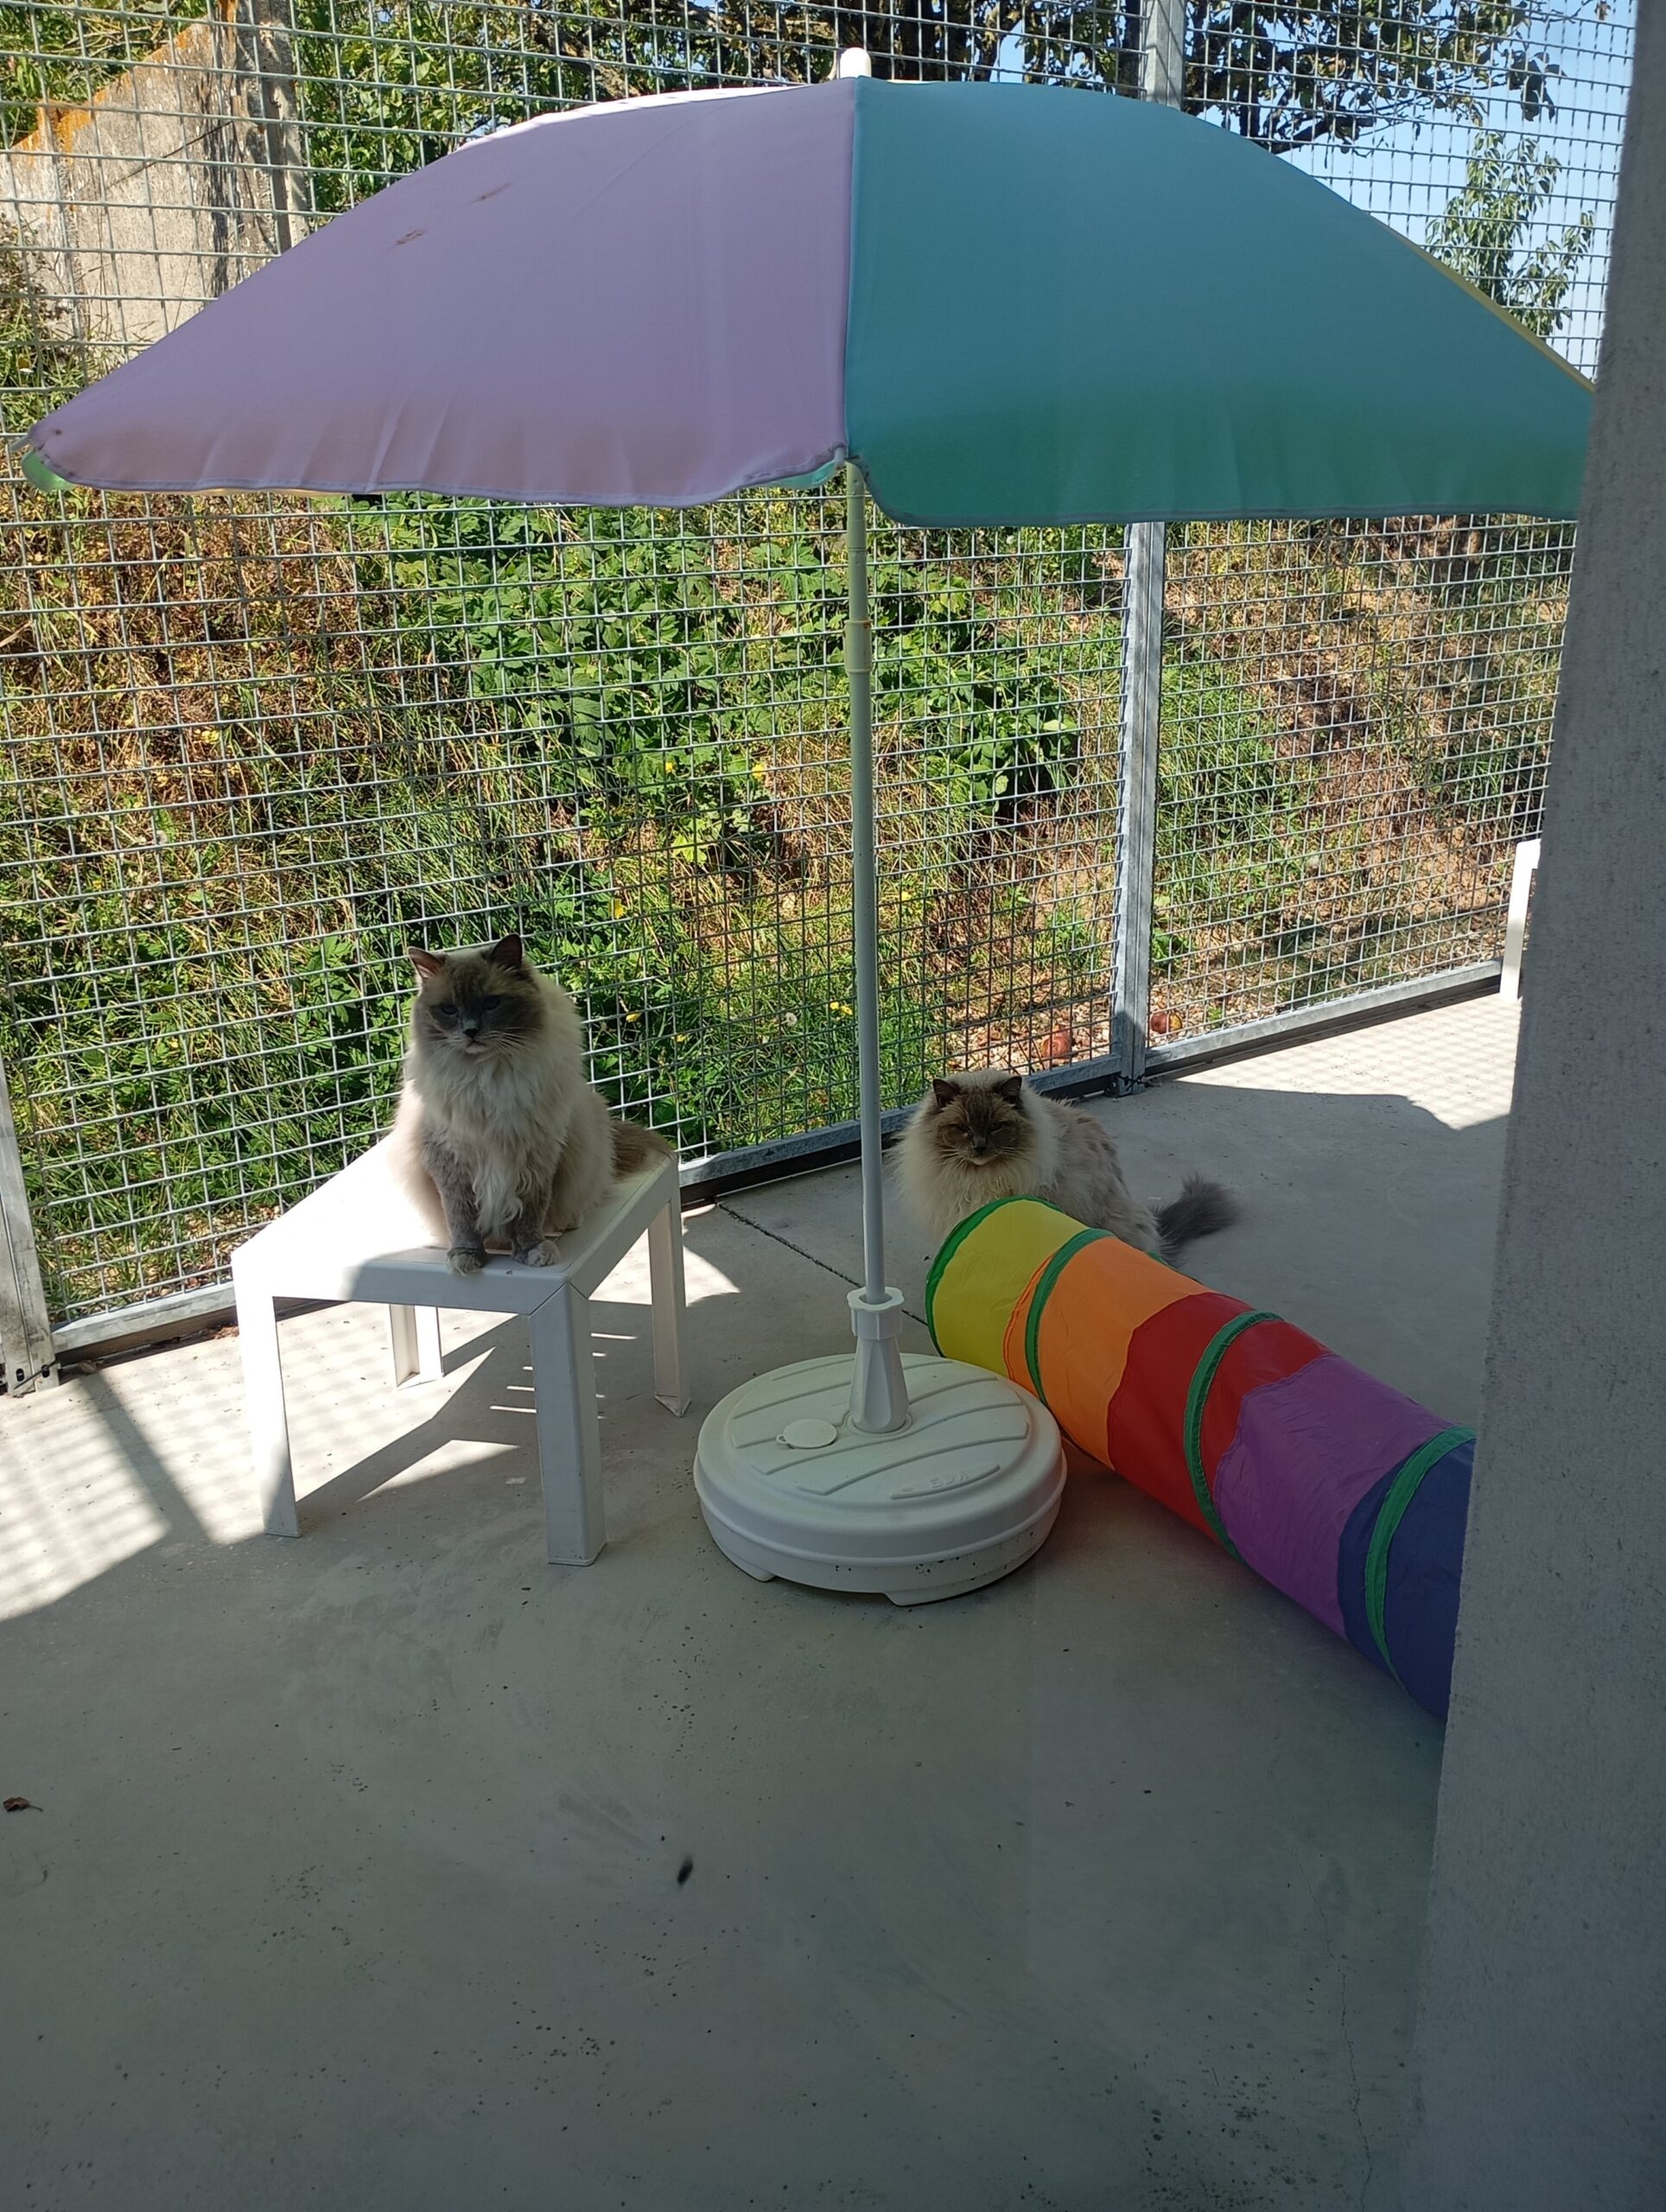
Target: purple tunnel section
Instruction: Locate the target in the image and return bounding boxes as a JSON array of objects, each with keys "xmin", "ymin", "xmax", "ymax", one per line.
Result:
[
  {"xmin": 1211, "ymin": 1354, "xmax": 1453, "ymax": 1637},
  {"xmin": 30, "ymin": 86, "xmax": 855, "ymax": 505}
]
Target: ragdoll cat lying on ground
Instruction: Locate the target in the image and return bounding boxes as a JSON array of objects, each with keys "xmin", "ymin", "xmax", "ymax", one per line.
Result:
[
  {"xmin": 388, "ymin": 933, "xmax": 669, "ymax": 1275},
  {"xmin": 898, "ymin": 1069, "xmax": 1236, "ymax": 1262}
]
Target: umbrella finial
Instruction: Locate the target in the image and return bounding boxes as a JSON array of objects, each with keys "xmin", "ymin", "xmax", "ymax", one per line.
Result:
[{"xmin": 836, "ymin": 48, "xmax": 874, "ymax": 79}]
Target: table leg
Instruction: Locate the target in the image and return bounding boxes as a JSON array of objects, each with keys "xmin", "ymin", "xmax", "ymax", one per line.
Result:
[
  {"xmin": 529, "ymin": 1284, "xmax": 606, "ymax": 1565},
  {"xmin": 235, "ymin": 1273, "xmax": 297, "ymax": 1538},
  {"xmin": 389, "ymin": 1303, "xmax": 445, "ymax": 1386},
  {"xmin": 648, "ymin": 1196, "xmax": 690, "ymax": 1416}
]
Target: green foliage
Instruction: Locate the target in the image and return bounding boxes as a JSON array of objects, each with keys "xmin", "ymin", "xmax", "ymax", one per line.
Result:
[
  {"xmin": 359, "ymin": 497, "xmax": 825, "ymax": 868},
  {"xmin": 280, "ymin": 0, "xmax": 1580, "ymax": 190},
  {"xmin": 823, "ymin": 2, "xmax": 1560, "ymax": 149},
  {"xmin": 872, "ymin": 546, "xmax": 1082, "ymax": 817},
  {"xmin": 0, "ymin": 0, "xmax": 207, "ymax": 143},
  {"xmin": 353, "ymin": 494, "xmax": 1097, "ymax": 852},
  {"xmin": 1427, "ymin": 127, "xmax": 1595, "ymax": 337},
  {"xmin": 0, "ymin": 3, "xmax": 1592, "ymax": 1313},
  {"xmin": 0, "ymin": 480, "xmax": 1568, "ymax": 1312},
  {"xmin": 289, "ymin": 0, "xmax": 573, "ymax": 210},
  {"xmin": 0, "ymin": 220, "xmax": 89, "ymax": 428},
  {"xmin": 3, "ymin": 2, "xmax": 1573, "ymax": 164},
  {"xmin": 1154, "ymin": 658, "xmax": 1307, "ymax": 960}
]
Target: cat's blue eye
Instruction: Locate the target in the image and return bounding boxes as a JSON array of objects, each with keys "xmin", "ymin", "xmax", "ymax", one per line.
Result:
[
  {"xmin": 481, "ymin": 996, "xmax": 501, "ymax": 1013},
  {"xmin": 433, "ymin": 1004, "xmax": 459, "ymax": 1026}
]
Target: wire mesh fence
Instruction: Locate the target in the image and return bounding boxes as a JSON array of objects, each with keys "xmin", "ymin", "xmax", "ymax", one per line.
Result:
[
  {"xmin": 1150, "ymin": 511, "xmax": 1577, "ymax": 1037},
  {"xmin": 0, "ymin": 1, "xmax": 1636, "ymax": 1350},
  {"xmin": 1147, "ymin": 0, "xmax": 1627, "ymax": 1043}
]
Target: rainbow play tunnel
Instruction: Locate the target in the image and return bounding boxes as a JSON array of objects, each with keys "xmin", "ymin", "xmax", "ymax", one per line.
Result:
[{"xmin": 925, "ymin": 1198, "xmax": 1472, "ymax": 1719}]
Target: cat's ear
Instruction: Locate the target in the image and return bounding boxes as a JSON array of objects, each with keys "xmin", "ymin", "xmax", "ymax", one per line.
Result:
[
  {"xmin": 931, "ymin": 1078, "xmax": 961, "ymax": 1110},
  {"xmin": 995, "ymin": 1074, "xmax": 1025, "ymax": 1104},
  {"xmin": 408, "ymin": 947, "xmax": 444, "ymax": 981},
  {"xmin": 490, "ymin": 933, "xmax": 525, "ymax": 972}
]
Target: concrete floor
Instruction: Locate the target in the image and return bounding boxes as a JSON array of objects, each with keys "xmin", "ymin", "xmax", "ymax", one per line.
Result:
[{"xmin": 0, "ymin": 997, "xmax": 1519, "ymax": 2212}]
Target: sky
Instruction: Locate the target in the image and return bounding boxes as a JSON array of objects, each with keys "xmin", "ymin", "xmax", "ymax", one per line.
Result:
[{"xmin": 1284, "ymin": 1, "xmax": 1633, "ymax": 374}]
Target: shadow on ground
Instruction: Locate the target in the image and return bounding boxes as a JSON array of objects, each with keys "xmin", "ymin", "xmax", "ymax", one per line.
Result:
[{"xmin": 0, "ymin": 1033, "xmax": 1511, "ymax": 2212}]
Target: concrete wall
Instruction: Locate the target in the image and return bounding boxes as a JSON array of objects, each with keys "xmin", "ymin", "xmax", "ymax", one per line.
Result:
[
  {"xmin": 1403, "ymin": 9, "xmax": 1666, "ymax": 2208},
  {"xmin": 0, "ymin": 0, "xmax": 307, "ymax": 352}
]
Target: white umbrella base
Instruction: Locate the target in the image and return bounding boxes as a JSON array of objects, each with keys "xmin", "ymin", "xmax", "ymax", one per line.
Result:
[{"xmin": 694, "ymin": 1351, "xmax": 1065, "ymax": 1605}]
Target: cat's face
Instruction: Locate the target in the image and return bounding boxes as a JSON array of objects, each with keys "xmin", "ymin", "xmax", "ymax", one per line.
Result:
[
  {"xmin": 408, "ymin": 935, "xmax": 544, "ymax": 1061},
  {"xmin": 925, "ymin": 1073, "xmax": 1030, "ymax": 1170}
]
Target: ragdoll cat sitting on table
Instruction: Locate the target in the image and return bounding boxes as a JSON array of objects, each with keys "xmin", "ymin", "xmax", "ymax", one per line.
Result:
[
  {"xmin": 898, "ymin": 1068, "xmax": 1235, "ymax": 1263},
  {"xmin": 388, "ymin": 933, "xmax": 669, "ymax": 1276}
]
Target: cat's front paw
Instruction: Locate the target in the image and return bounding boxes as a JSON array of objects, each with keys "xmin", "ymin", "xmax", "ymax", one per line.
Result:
[
  {"xmin": 514, "ymin": 1237, "xmax": 562, "ymax": 1268},
  {"xmin": 448, "ymin": 1245, "xmax": 486, "ymax": 1277}
]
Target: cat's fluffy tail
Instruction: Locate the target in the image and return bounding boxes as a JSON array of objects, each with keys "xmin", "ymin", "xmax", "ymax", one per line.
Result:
[
  {"xmin": 1155, "ymin": 1173, "xmax": 1238, "ymax": 1263},
  {"xmin": 611, "ymin": 1116, "xmax": 674, "ymax": 1176}
]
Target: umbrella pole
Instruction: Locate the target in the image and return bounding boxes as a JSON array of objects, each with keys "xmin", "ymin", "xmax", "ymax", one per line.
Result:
[
  {"xmin": 692, "ymin": 463, "xmax": 1061, "ymax": 1601},
  {"xmin": 843, "ymin": 459, "xmax": 909, "ymax": 1433}
]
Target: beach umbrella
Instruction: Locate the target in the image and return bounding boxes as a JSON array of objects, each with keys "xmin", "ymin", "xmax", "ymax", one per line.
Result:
[{"xmin": 23, "ymin": 59, "xmax": 1589, "ymax": 1595}]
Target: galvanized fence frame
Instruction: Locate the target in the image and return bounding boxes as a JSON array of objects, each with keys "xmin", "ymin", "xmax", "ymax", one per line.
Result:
[{"xmin": 0, "ymin": 1, "xmax": 1635, "ymax": 1381}]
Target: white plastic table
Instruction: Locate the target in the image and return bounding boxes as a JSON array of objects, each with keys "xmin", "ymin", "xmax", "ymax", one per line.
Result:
[{"xmin": 230, "ymin": 1140, "xmax": 688, "ymax": 1563}]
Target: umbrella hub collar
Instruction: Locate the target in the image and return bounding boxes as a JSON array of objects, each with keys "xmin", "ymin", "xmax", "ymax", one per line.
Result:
[{"xmin": 849, "ymin": 1285, "xmax": 908, "ymax": 1433}]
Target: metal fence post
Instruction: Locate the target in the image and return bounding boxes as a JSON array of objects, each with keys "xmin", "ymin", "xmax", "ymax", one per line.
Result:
[
  {"xmin": 1112, "ymin": 524, "xmax": 1165, "ymax": 1085},
  {"xmin": 1111, "ymin": 0, "xmax": 1186, "ymax": 1089},
  {"xmin": 0, "ymin": 1046, "xmax": 57, "ymax": 1393}
]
